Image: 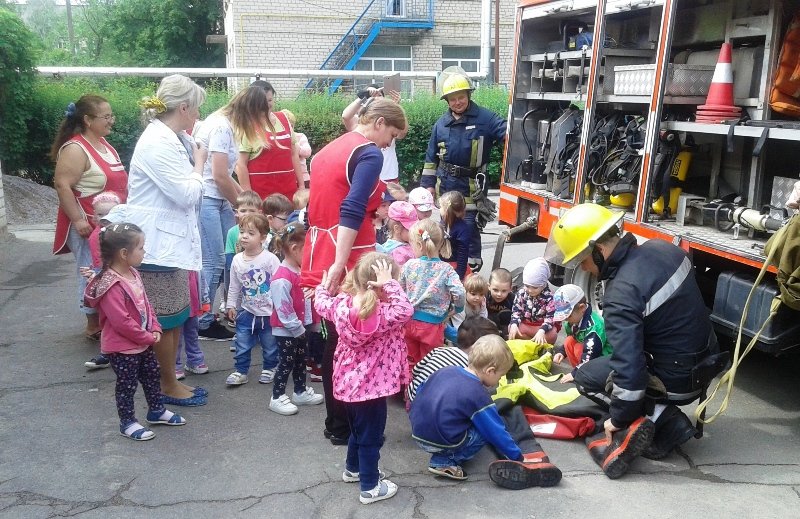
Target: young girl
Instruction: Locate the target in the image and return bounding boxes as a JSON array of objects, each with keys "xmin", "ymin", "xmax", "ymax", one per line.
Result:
[
  {"xmin": 268, "ymin": 225, "xmax": 324, "ymax": 415},
  {"xmin": 84, "ymin": 223, "xmax": 186, "ymax": 441},
  {"xmin": 439, "ymin": 191, "xmax": 470, "ymax": 279},
  {"xmin": 83, "ymin": 191, "xmax": 122, "ymax": 369},
  {"xmin": 400, "ymin": 219, "xmax": 466, "ymax": 374},
  {"xmin": 508, "ymin": 257, "xmax": 559, "ymax": 344},
  {"xmin": 225, "ymin": 214, "xmax": 281, "ymax": 386},
  {"xmin": 315, "ymin": 252, "xmax": 413, "ymax": 505},
  {"xmin": 378, "ymin": 201, "xmax": 417, "ymax": 267}
]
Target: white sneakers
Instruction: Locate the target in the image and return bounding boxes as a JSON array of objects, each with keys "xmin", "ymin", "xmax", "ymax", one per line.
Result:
[
  {"xmin": 259, "ymin": 368, "xmax": 277, "ymax": 384},
  {"xmin": 359, "ymin": 479, "xmax": 398, "ymax": 505},
  {"xmin": 269, "ymin": 395, "xmax": 298, "ymax": 415},
  {"xmin": 292, "ymin": 387, "xmax": 324, "ymax": 406},
  {"xmin": 269, "ymin": 388, "xmax": 324, "ymax": 416},
  {"xmin": 226, "ymin": 371, "xmax": 248, "ymax": 385}
]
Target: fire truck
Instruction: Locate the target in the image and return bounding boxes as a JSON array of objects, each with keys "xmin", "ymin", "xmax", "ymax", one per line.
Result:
[{"xmin": 498, "ymin": 0, "xmax": 800, "ymax": 353}]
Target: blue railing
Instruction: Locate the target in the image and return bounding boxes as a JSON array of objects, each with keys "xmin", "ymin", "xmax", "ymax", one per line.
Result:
[{"xmin": 306, "ymin": 0, "xmax": 434, "ymax": 93}]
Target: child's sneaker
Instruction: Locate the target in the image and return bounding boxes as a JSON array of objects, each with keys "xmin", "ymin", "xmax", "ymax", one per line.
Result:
[
  {"xmin": 292, "ymin": 387, "xmax": 324, "ymax": 405},
  {"xmin": 185, "ymin": 363, "xmax": 209, "ymax": 375},
  {"xmin": 259, "ymin": 368, "xmax": 277, "ymax": 384},
  {"xmin": 308, "ymin": 365, "xmax": 323, "ymax": 382},
  {"xmin": 175, "ymin": 369, "xmax": 186, "ymax": 380},
  {"xmin": 359, "ymin": 479, "xmax": 398, "ymax": 505},
  {"xmin": 342, "ymin": 468, "xmax": 386, "ymax": 483},
  {"xmin": 229, "ymin": 342, "xmax": 236, "ymax": 352},
  {"xmin": 225, "ymin": 371, "xmax": 248, "ymax": 385},
  {"xmin": 84, "ymin": 354, "xmax": 110, "ymax": 370},
  {"xmin": 269, "ymin": 394, "xmax": 298, "ymax": 415}
]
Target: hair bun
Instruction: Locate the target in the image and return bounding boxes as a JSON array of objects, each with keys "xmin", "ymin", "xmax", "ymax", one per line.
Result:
[{"xmin": 64, "ymin": 102, "xmax": 77, "ymax": 118}]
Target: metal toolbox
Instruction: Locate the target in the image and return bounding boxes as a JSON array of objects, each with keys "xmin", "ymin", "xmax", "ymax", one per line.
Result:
[{"xmin": 613, "ymin": 64, "xmax": 714, "ymax": 96}]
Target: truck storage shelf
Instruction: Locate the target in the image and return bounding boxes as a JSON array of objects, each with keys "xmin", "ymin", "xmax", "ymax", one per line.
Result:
[
  {"xmin": 597, "ymin": 94, "xmax": 708, "ymax": 104},
  {"xmin": 517, "ymin": 92, "xmax": 585, "ymax": 101},
  {"xmin": 522, "ymin": 48, "xmax": 653, "ymax": 63},
  {"xmin": 506, "ymin": 182, "xmax": 574, "ymax": 202},
  {"xmin": 661, "ymin": 121, "xmax": 800, "ymax": 141},
  {"xmin": 642, "ymin": 221, "xmax": 768, "ymax": 262}
]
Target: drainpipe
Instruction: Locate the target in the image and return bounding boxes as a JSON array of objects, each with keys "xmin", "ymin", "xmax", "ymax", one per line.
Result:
[{"xmin": 480, "ymin": 0, "xmax": 491, "ymax": 82}]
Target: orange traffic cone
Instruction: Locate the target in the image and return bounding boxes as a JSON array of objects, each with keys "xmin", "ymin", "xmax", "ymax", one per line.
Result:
[{"xmin": 695, "ymin": 42, "xmax": 741, "ymax": 123}]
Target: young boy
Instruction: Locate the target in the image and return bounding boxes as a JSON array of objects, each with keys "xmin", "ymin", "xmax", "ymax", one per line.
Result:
[
  {"xmin": 263, "ymin": 193, "xmax": 293, "ymax": 258},
  {"xmin": 551, "ymin": 284, "xmax": 611, "ymax": 384},
  {"xmin": 508, "ymin": 258, "xmax": 558, "ymax": 344},
  {"xmin": 410, "ymin": 334, "xmax": 561, "ymax": 488},
  {"xmin": 288, "ymin": 188, "xmax": 309, "ymax": 225},
  {"xmin": 463, "ymin": 274, "xmax": 489, "ymax": 319},
  {"xmin": 486, "ymin": 268, "xmax": 515, "ymax": 339}
]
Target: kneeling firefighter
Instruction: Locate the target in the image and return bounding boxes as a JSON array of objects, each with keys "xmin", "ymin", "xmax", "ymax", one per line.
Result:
[
  {"xmin": 544, "ymin": 203, "xmax": 727, "ymax": 479},
  {"xmin": 421, "ymin": 67, "xmax": 505, "ymax": 271}
]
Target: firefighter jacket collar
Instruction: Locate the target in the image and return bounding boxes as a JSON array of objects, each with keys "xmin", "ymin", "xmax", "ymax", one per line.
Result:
[
  {"xmin": 599, "ymin": 233, "xmax": 637, "ymax": 281},
  {"xmin": 445, "ymin": 101, "xmax": 480, "ymax": 125}
]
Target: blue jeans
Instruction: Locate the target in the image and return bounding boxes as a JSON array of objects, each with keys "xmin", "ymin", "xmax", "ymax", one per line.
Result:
[
  {"xmin": 233, "ymin": 310, "xmax": 278, "ymax": 374},
  {"xmin": 175, "ymin": 316, "xmax": 205, "ymax": 369},
  {"xmin": 345, "ymin": 397, "xmax": 388, "ymax": 491},
  {"xmin": 198, "ymin": 196, "xmax": 235, "ymax": 329},
  {"xmin": 66, "ymin": 226, "xmax": 95, "ymax": 315},
  {"xmin": 418, "ymin": 427, "xmax": 487, "ymax": 468}
]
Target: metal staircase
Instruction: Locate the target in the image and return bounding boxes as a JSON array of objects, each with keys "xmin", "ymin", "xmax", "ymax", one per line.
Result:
[{"xmin": 306, "ymin": 0, "xmax": 434, "ymax": 94}]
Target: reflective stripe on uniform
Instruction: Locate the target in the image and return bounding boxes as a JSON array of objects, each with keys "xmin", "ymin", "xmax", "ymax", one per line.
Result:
[
  {"xmin": 644, "ymin": 256, "xmax": 692, "ymax": 317},
  {"xmin": 612, "ymin": 383, "xmax": 646, "ymax": 401},
  {"xmin": 422, "ymin": 163, "xmax": 437, "ymax": 176}
]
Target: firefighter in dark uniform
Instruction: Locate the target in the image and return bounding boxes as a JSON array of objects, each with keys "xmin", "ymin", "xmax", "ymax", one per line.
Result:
[
  {"xmin": 421, "ymin": 71, "xmax": 506, "ymax": 271},
  {"xmin": 545, "ymin": 203, "xmax": 725, "ymax": 479}
]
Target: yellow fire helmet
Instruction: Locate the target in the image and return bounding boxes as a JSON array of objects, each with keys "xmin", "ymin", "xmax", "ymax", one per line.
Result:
[
  {"xmin": 439, "ymin": 66, "xmax": 475, "ymax": 100},
  {"xmin": 543, "ymin": 203, "xmax": 624, "ymax": 269}
]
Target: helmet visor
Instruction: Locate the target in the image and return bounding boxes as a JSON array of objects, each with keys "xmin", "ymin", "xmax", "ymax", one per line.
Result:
[{"xmin": 543, "ymin": 232, "xmax": 592, "ymax": 270}]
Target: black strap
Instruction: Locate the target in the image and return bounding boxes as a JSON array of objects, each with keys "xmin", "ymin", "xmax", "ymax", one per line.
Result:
[{"xmin": 752, "ymin": 127, "xmax": 769, "ymax": 157}]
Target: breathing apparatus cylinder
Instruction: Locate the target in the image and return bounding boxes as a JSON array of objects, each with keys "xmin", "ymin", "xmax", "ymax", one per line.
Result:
[{"xmin": 652, "ymin": 150, "xmax": 692, "ymax": 216}]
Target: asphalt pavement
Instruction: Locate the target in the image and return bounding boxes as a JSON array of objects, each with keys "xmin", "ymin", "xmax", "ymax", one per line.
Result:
[{"xmin": 1, "ymin": 219, "xmax": 799, "ymax": 518}]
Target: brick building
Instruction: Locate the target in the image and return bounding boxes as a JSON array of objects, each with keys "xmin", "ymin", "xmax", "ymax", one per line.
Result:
[{"xmin": 224, "ymin": 0, "xmax": 516, "ymax": 96}]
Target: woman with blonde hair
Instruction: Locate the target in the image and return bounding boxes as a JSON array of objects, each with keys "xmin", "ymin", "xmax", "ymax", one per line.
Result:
[
  {"xmin": 112, "ymin": 74, "xmax": 209, "ymax": 406},
  {"xmin": 192, "ymin": 86, "xmax": 271, "ymax": 339},
  {"xmin": 235, "ymin": 82, "xmax": 305, "ymax": 200},
  {"xmin": 301, "ymin": 96, "xmax": 408, "ymax": 445},
  {"xmin": 51, "ymin": 94, "xmax": 128, "ymax": 340}
]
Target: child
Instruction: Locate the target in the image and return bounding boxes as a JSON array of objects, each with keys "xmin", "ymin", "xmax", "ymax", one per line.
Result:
[
  {"xmin": 400, "ymin": 219, "xmax": 466, "ymax": 373},
  {"xmin": 84, "ymin": 223, "xmax": 186, "ymax": 441},
  {"xmin": 486, "ymin": 268, "xmax": 515, "ymax": 339},
  {"xmin": 174, "ymin": 270, "xmax": 209, "ymax": 380},
  {"xmin": 439, "ymin": 191, "xmax": 470, "ymax": 279},
  {"xmin": 225, "ymin": 214, "xmax": 281, "ymax": 386},
  {"xmin": 224, "ymin": 190, "xmax": 263, "ymax": 332},
  {"xmin": 408, "ymin": 187, "xmax": 435, "ymax": 220},
  {"xmin": 83, "ymin": 191, "xmax": 122, "ymax": 369},
  {"xmin": 508, "ymin": 258, "xmax": 559, "ymax": 344},
  {"xmin": 268, "ymin": 224, "xmax": 324, "ymax": 415},
  {"xmin": 407, "ymin": 320, "xmax": 562, "ymax": 489},
  {"xmin": 410, "ymin": 335, "xmax": 547, "ymax": 481},
  {"xmin": 551, "ymin": 284, "xmax": 612, "ymax": 384},
  {"xmin": 385, "ymin": 182, "xmax": 408, "ymax": 202},
  {"xmin": 377, "ymin": 200, "xmax": 417, "ymax": 267},
  {"xmin": 281, "ymin": 109, "xmax": 312, "ymax": 187},
  {"xmin": 263, "ymin": 193, "xmax": 293, "ymax": 258},
  {"xmin": 375, "ymin": 190, "xmax": 394, "ymax": 245},
  {"xmin": 315, "ymin": 252, "xmax": 413, "ymax": 505},
  {"xmin": 463, "ymin": 273, "xmax": 489, "ymax": 319},
  {"xmin": 288, "ymin": 188, "xmax": 309, "ymax": 225}
]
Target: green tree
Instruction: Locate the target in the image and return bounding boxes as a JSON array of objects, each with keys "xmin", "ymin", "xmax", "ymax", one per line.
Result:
[
  {"xmin": 0, "ymin": 7, "xmax": 41, "ymax": 175},
  {"xmin": 102, "ymin": 0, "xmax": 225, "ymax": 67}
]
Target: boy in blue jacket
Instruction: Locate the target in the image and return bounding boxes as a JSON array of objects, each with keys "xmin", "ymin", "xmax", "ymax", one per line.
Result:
[{"xmin": 410, "ymin": 334, "xmax": 561, "ymax": 486}]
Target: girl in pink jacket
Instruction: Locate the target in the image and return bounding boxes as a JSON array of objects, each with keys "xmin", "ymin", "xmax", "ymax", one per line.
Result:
[
  {"xmin": 84, "ymin": 223, "xmax": 186, "ymax": 441},
  {"xmin": 315, "ymin": 252, "xmax": 413, "ymax": 505}
]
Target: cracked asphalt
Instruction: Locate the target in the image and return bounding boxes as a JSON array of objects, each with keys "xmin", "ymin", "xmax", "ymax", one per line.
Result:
[{"xmin": 1, "ymin": 222, "xmax": 799, "ymax": 518}]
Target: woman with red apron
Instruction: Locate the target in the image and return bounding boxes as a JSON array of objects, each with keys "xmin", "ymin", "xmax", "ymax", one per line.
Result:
[
  {"xmin": 51, "ymin": 96, "xmax": 128, "ymax": 340},
  {"xmin": 300, "ymin": 97, "xmax": 408, "ymax": 445},
  {"xmin": 237, "ymin": 109, "xmax": 303, "ymax": 201}
]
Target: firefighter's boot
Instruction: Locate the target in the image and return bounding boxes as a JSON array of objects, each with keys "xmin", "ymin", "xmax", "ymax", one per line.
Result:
[
  {"xmin": 585, "ymin": 417, "xmax": 655, "ymax": 479},
  {"xmin": 489, "ymin": 452, "xmax": 562, "ymax": 490},
  {"xmin": 642, "ymin": 405, "xmax": 697, "ymax": 460}
]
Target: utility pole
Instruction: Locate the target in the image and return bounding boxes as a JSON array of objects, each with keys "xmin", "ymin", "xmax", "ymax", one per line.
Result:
[
  {"xmin": 494, "ymin": 0, "xmax": 500, "ymax": 84},
  {"xmin": 65, "ymin": 0, "xmax": 76, "ymax": 56}
]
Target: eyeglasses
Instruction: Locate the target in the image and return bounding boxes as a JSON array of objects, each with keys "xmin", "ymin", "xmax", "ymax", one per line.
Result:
[
  {"xmin": 273, "ymin": 215, "xmax": 288, "ymax": 222},
  {"xmin": 94, "ymin": 114, "xmax": 116, "ymax": 121}
]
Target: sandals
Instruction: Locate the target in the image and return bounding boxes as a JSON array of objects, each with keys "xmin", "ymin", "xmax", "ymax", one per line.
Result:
[
  {"xmin": 119, "ymin": 421, "xmax": 155, "ymax": 441},
  {"xmin": 428, "ymin": 465, "xmax": 468, "ymax": 480},
  {"xmin": 146, "ymin": 409, "xmax": 187, "ymax": 426},
  {"xmin": 160, "ymin": 394, "xmax": 207, "ymax": 407}
]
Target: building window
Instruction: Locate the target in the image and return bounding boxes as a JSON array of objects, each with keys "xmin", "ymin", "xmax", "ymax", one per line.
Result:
[
  {"xmin": 386, "ymin": 0, "xmax": 405, "ymax": 17},
  {"xmin": 442, "ymin": 46, "xmax": 495, "ymax": 84},
  {"xmin": 355, "ymin": 45, "xmax": 413, "ymax": 95}
]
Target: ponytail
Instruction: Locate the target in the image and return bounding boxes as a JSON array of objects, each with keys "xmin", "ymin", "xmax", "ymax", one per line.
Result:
[
  {"xmin": 409, "ymin": 219, "xmax": 447, "ymax": 259},
  {"xmin": 50, "ymin": 95, "xmax": 108, "ymax": 162},
  {"xmin": 346, "ymin": 251, "xmax": 399, "ymax": 320}
]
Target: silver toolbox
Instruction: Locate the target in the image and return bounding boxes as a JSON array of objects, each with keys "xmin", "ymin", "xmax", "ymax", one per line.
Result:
[{"xmin": 613, "ymin": 64, "xmax": 715, "ymax": 96}]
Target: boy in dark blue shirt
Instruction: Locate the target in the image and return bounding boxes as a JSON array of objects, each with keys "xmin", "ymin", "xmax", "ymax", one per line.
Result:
[{"xmin": 410, "ymin": 335, "xmax": 561, "ymax": 488}]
